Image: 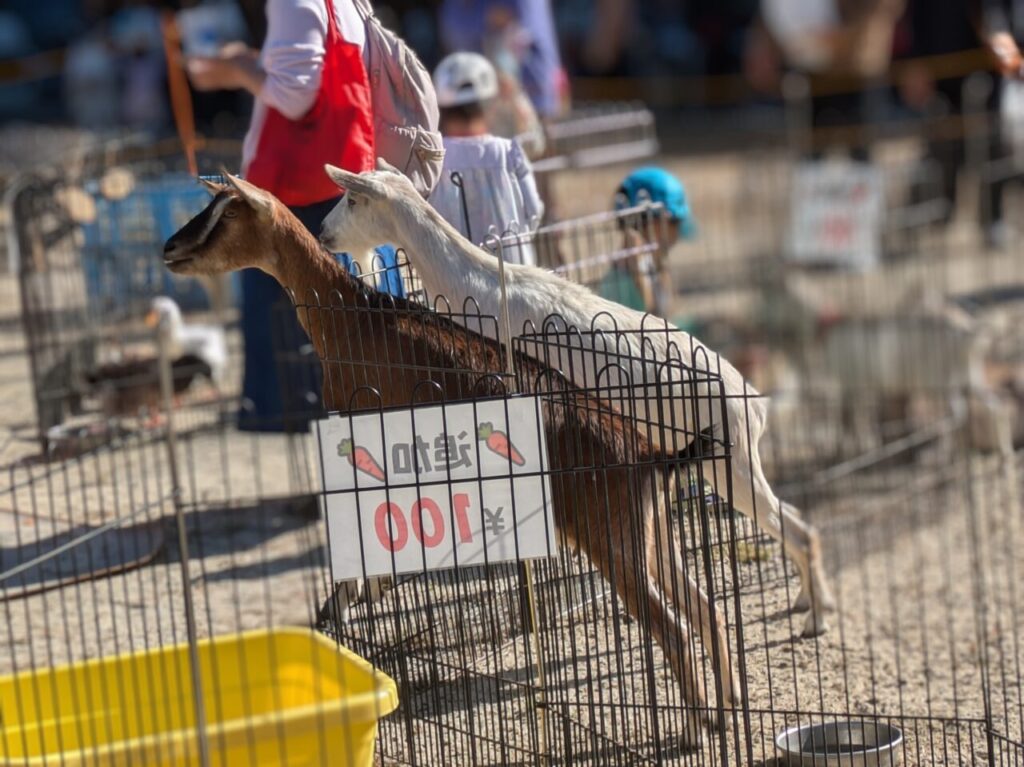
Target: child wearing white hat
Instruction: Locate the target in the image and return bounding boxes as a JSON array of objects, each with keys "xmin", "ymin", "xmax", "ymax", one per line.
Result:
[{"xmin": 428, "ymin": 51, "xmax": 545, "ymax": 265}]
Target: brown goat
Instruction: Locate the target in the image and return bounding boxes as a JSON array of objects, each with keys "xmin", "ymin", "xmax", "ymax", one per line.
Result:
[{"xmin": 163, "ymin": 174, "xmax": 741, "ymax": 745}]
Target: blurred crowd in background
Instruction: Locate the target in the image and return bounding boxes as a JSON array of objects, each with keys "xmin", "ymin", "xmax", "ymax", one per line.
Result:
[
  {"xmin": 5, "ymin": 0, "xmax": 1006, "ymax": 134},
  {"xmin": 1, "ymin": 0, "xmax": 759, "ymax": 131},
  {"xmin": 0, "ymin": 0, "xmax": 1015, "ymax": 164}
]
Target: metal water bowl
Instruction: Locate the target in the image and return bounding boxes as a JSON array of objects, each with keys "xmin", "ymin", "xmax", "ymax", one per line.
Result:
[{"xmin": 776, "ymin": 720, "xmax": 903, "ymax": 766}]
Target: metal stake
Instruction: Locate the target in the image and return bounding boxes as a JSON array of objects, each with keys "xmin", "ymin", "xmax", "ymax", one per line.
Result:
[
  {"xmin": 157, "ymin": 319, "xmax": 211, "ymax": 767},
  {"xmin": 451, "ymin": 171, "xmax": 473, "ymax": 244},
  {"xmin": 487, "ymin": 231, "xmax": 549, "ymax": 763}
]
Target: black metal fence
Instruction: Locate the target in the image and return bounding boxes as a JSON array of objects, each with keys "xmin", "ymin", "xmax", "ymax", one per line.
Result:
[
  {"xmin": 292, "ymin": 293, "xmax": 736, "ymax": 765},
  {"xmin": 9, "ymin": 139, "xmax": 241, "ymax": 446},
  {"xmin": 532, "ymin": 102, "xmax": 660, "ymax": 175},
  {"xmin": 3, "ymin": 80, "xmax": 1024, "ymax": 765},
  {"xmin": 296, "ymin": 292, "xmax": 1020, "ymax": 765}
]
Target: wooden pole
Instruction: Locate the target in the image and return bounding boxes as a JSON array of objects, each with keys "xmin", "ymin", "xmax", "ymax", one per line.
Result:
[{"xmin": 161, "ymin": 11, "xmax": 198, "ymax": 177}]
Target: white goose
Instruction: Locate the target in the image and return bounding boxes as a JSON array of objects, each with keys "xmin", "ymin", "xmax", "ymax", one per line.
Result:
[{"xmin": 146, "ymin": 296, "xmax": 228, "ymax": 387}]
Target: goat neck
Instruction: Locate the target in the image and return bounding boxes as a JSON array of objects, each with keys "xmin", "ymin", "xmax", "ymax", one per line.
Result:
[
  {"xmin": 384, "ymin": 195, "xmax": 498, "ymax": 299},
  {"xmin": 260, "ymin": 209, "xmax": 354, "ymax": 309},
  {"xmin": 255, "ymin": 209, "xmax": 391, "ymax": 403}
]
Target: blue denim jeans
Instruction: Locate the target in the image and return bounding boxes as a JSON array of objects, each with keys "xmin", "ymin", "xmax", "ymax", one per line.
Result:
[{"xmin": 238, "ymin": 196, "xmax": 403, "ymax": 431}]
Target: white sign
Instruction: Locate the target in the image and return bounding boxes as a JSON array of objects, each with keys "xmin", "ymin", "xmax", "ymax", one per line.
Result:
[
  {"xmin": 317, "ymin": 397, "xmax": 556, "ymax": 580},
  {"xmin": 787, "ymin": 160, "xmax": 883, "ymax": 270}
]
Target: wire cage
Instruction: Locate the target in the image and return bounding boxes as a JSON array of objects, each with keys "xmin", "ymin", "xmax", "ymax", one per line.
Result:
[
  {"xmin": 0, "ymin": 340, "xmax": 399, "ymax": 766},
  {"xmin": 297, "ymin": 76, "xmax": 1024, "ymax": 762},
  {"xmin": 9, "ymin": 138, "xmax": 242, "ymax": 446},
  {"xmin": 298, "ymin": 287, "xmax": 1023, "ymax": 765},
  {"xmin": 532, "ymin": 102, "xmax": 660, "ymax": 175},
  {"xmin": 291, "ymin": 290, "xmax": 741, "ymax": 765}
]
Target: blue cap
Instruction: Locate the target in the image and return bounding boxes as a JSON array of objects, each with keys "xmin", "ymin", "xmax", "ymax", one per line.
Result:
[{"xmin": 616, "ymin": 167, "xmax": 696, "ymax": 240}]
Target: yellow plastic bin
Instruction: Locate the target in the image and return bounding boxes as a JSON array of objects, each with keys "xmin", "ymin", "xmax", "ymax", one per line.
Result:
[{"xmin": 0, "ymin": 627, "xmax": 398, "ymax": 766}]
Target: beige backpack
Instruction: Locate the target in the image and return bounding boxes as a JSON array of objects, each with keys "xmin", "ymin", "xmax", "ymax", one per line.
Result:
[{"xmin": 352, "ymin": 0, "xmax": 445, "ymax": 197}]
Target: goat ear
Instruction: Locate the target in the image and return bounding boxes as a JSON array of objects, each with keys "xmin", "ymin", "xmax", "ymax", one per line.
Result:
[
  {"xmin": 223, "ymin": 171, "xmax": 275, "ymax": 216},
  {"xmin": 199, "ymin": 177, "xmax": 225, "ymax": 196},
  {"xmin": 376, "ymin": 157, "xmax": 402, "ymax": 175},
  {"xmin": 324, "ymin": 164, "xmax": 386, "ymax": 200},
  {"xmin": 324, "ymin": 163, "xmax": 359, "ymax": 189}
]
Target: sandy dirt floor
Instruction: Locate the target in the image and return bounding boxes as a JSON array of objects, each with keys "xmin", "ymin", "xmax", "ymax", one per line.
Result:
[
  {"xmin": 2, "ymin": 146, "xmax": 1024, "ymax": 765},
  {"xmin": 331, "ymin": 447, "xmax": 1020, "ymax": 766}
]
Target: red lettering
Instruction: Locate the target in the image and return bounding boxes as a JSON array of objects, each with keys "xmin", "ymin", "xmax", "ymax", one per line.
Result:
[
  {"xmin": 373, "ymin": 493, "xmax": 473, "ymax": 555},
  {"xmin": 374, "ymin": 502, "xmax": 407, "ymax": 552},
  {"xmin": 452, "ymin": 493, "xmax": 473, "ymax": 543},
  {"xmin": 411, "ymin": 498, "xmax": 445, "ymax": 548}
]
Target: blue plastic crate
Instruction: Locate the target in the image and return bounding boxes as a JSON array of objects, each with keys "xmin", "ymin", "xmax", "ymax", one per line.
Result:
[{"xmin": 79, "ymin": 172, "xmax": 239, "ymax": 313}]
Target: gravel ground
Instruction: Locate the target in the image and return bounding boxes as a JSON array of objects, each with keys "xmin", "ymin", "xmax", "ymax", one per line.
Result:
[
  {"xmin": 1, "ymin": 147, "xmax": 1024, "ymax": 765},
  {"xmin": 334, "ymin": 446, "xmax": 1020, "ymax": 766}
]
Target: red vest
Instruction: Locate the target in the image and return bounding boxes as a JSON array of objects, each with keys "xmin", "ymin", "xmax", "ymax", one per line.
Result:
[{"xmin": 246, "ymin": 0, "xmax": 375, "ymax": 206}]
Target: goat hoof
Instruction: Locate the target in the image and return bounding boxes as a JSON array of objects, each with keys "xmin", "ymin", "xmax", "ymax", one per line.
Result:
[
  {"xmin": 713, "ymin": 675, "xmax": 742, "ymax": 711},
  {"xmin": 820, "ymin": 591, "xmax": 838, "ymax": 613},
  {"xmin": 703, "ymin": 706, "xmax": 730, "ymax": 736},
  {"xmin": 679, "ymin": 709, "xmax": 705, "ymax": 750},
  {"xmin": 725, "ymin": 679, "xmax": 743, "ymax": 710},
  {"xmin": 794, "ymin": 588, "xmax": 836, "ymax": 615},
  {"xmin": 801, "ymin": 612, "xmax": 830, "ymax": 638},
  {"xmin": 318, "ymin": 599, "xmax": 350, "ymax": 628}
]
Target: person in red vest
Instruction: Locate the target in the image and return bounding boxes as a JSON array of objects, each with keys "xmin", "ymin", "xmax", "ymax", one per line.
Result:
[{"xmin": 187, "ymin": 0, "xmax": 374, "ymax": 430}]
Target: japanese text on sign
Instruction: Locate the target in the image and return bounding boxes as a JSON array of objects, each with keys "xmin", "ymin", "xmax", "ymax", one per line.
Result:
[{"xmin": 317, "ymin": 397, "xmax": 556, "ymax": 580}]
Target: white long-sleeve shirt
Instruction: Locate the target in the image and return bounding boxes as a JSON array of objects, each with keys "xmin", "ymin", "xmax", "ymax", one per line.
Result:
[
  {"xmin": 242, "ymin": 0, "xmax": 365, "ymax": 173},
  {"xmin": 428, "ymin": 134, "xmax": 545, "ymax": 265}
]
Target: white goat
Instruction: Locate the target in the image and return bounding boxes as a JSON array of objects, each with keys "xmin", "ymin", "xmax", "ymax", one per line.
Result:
[
  {"xmin": 818, "ymin": 305, "xmax": 1015, "ymax": 456},
  {"xmin": 320, "ymin": 161, "xmax": 836, "ymax": 636}
]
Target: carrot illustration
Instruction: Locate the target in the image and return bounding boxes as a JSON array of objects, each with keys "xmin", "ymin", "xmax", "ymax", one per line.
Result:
[
  {"xmin": 477, "ymin": 422, "xmax": 526, "ymax": 466},
  {"xmin": 337, "ymin": 438, "xmax": 386, "ymax": 481}
]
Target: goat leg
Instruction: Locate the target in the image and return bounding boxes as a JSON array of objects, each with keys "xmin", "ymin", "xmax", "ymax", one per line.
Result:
[
  {"xmin": 723, "ymin": 456, "xmax": 836, "ymax": 637},
  {"xmin": 568, "ymin": 474, "xmax": 709, "ymax": 748},
  {"xmin": 647, "ymin": 475, "xmax": 741, "ymax": 712},
  {"xmin": 317, "ymin": 577, "xmax": 388, "ymax": 627}
]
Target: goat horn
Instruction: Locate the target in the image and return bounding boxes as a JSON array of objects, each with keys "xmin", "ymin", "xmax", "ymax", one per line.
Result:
[
  {"xmin": 221, "ymin": 167, "xmax": 244, "ymax": 192},
  {"xmin": 324, "ymin": 163, "xmax": 359, "ymax": 188},
  {"xmin": 198, "ymin": 177, "xmax": 224, "ymax": 195},
  {"xmin": 222, "ymin": 167, "xmax": 256, "ymax": 196}
]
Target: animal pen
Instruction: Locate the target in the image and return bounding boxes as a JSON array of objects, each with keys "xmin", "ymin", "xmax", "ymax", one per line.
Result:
[
  {"xmin": 1, "ymin": 78, "xmax": 1024, "ymax": 766},
  {"xmin": 530, "ymin": 102, "xmax": 660, "ymax": 174}
]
